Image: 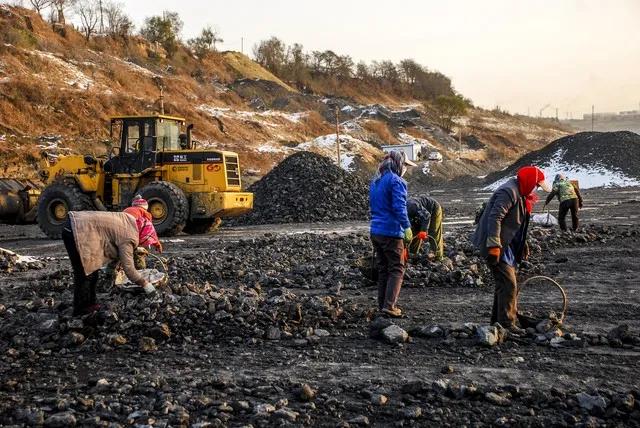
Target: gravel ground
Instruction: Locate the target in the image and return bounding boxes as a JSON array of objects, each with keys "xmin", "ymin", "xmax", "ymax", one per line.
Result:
[{"xmin": 0, "ymin": 187, "xmax": 639, "ymax": 426}]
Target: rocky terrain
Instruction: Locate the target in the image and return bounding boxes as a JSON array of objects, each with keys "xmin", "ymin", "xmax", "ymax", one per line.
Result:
[{"xmin": 1, "ymin": 186, "xmax": 640, "ymax": 426}]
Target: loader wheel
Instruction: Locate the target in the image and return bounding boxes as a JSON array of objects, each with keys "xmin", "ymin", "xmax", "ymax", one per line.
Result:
[
  {"xmin": 37, "ymin": 181, "xmax": 94, "ymax": 239},
  {"xmin": 183, "ymin": 219, "xmax": 216, "ymax": 235},
  {"xmin": 138, "ymin": 181, "xmax": 188, "ymax": 236}
]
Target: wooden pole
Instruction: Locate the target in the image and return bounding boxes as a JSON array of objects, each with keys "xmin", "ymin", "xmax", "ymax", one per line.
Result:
[{"xmin": 335, "ymin": 106, "xmax": 340, "ymax": 167}]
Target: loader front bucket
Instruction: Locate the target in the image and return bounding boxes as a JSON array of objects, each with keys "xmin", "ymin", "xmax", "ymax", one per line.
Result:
[{"xmin": 0, "ymin": 179, "xmax": 41, "ymax": 224}]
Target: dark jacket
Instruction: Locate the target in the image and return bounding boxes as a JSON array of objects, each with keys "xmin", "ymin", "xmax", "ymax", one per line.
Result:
[
  {"xmin": 472, "ymin": 178, "xmax": 530, "ymax": 260},
  {"xmin": 407, "ymin": 196, "xmax": 440, "ymax": 232},
  {"xmin": 369, "ymin": 171, "xmax": 410, "ymax": 238}
]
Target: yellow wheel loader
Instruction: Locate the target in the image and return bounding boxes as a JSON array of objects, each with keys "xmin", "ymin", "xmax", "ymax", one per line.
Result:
[{"xmin": 0, "ymin": 114, "xmax": 253, "ymax": 238}]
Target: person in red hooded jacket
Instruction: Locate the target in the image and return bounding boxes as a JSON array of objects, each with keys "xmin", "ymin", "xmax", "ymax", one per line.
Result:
[
  {"xmin": 472, "ymin": 166, "xmax": 551, "ymax": 333},
  {"xmin": 123, "ymin": 195, "xmax": 163, "ymax": 254}
]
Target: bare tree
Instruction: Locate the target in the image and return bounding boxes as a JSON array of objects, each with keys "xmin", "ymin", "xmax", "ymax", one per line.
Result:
[
  {"xmin": 29, "ymin": 0, "xmax": 51, "ymax": 17},
  {"xmin": 75, "ymin": 0, "xmax": 99, "ymax": 40},
  {"xmin": 103, "ymin": 0, "xmax": 133, "ymax": 39},
  {"xmin": 50, "ymin": 0, "xmax": 75, "ymax": 24}
]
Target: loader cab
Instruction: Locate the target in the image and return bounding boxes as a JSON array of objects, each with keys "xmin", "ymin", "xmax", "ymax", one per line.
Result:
[{"xmin": 105, "ymin": 115, "xmax": 187, "ymax": 174}]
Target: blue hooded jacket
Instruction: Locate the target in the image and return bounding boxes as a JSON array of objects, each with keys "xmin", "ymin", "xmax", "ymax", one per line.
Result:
[{"xmin": 369, "ymin": 171, "xmax": 411, "ymax": 238}]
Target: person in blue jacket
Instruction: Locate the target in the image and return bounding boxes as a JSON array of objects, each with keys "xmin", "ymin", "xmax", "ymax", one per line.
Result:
[{"xmin": 369, "ymin": 150, "xmax": 417, "ymax": 317}]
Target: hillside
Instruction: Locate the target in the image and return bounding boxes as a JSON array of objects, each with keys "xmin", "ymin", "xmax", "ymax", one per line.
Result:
[{"xmin": 0, "ymin": 4, "xmax": 568, "ymax": 186}]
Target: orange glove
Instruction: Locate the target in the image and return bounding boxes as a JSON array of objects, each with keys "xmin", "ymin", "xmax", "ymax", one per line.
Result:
[
  {"xmin": 487, "ymin": 247, "xmax": 501, "ymax": 266},
  {"xmin": 416, "ymin": 231, "xmax": 428, "ymax": 241},
  {"xmin": 153, "ymin": 241, "xmax": 163, "ymax": 254},
  {"xmin": 402, "ymin": 248, "xmax": 409, "ymax": 263}
]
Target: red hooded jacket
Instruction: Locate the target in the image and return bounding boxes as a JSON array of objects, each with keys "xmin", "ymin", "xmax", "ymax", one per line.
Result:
[{"xmin": 517, "ymin": 166, "xmax": 545, "ymax": 214}]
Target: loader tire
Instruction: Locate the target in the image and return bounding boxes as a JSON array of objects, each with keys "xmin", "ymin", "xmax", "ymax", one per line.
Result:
[
  {"xmin": 37, "ymin": 181, "xmax": 94, "ymax": 239},
  {"xmin": 139, "ymin": 181, "xmax": 188, "ymax": 236}
]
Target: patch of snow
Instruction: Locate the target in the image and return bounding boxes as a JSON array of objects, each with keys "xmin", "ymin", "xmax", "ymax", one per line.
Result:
[
  {"xmin": 123, "ymin": 60, "xmax": 157, "ymax": 77},
  {"xmin": 341, "ymin": 121, "xmax": 363, "ymax": 132},
  {"xmin": 256, "ymin": 144, "xmax": 285, "ymax": 153},
  {"xmin": 341, "ymin": 105, "xmax": 356, "ymax": 113},
  {"xmin": 32, "ymin": 50, "xmax": 95, "ymax": 89},
  {"xmin": 197, "ymin": 104, "xmax": 308, "ymax": 124},
  {"xmin": 341, "ymin": 153, "xmax": 355, "ymax": 170}
]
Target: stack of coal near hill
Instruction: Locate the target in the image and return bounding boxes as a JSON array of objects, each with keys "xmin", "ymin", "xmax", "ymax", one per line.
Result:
[{"xmin": 237, "ymin": 152, "xmax": 370, "ymax": 225}]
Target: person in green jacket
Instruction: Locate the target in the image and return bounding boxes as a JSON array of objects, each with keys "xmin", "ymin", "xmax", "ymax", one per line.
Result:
[
  {"xmin": 544, "ymin": 174, "xmax": 583, "ymax": 231},
  {"xmin": 406, "ymin": 196, "xmax": 444, "ymax": 260}
]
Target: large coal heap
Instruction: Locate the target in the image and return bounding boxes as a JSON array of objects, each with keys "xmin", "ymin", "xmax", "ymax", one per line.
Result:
[
  {"xmin": 485, "ymin": 131, "xmax": 640, "ymax": 183},
  {"xmin": 237, "ymin": 151, "xmax": 370, "ymax": 225}
]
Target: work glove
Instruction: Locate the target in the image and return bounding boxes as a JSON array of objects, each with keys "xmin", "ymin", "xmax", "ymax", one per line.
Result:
[
  {"xmin": 403, "ymin": 227, "xmax": 413, "ymax": 245},
  {"xmin": 402, "ymin": 248, "xmax": 409, "ymax": 264},
  {"xmin": 416, "ymin": 231, "xmax": 428, "ymax": 241},
  {"xmin": 486, "ymin": 247, "xmax": 501, "ymax": 266}
]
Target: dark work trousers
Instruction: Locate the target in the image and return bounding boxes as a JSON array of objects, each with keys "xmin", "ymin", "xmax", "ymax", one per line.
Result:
[
  {"xmin": 371, "ymin": 234, "xmax": 405, "ymax": 310},
  {"xmin": 490, "ymin": 261, "xmax": 518, "ymax": 327},
  {"xmin": 61, "ymin": 219, "xmax": 98, "ymax": 316},
  {"xmin": 558, "ymin": 198, "xmax": 579, "ymax": 231}
]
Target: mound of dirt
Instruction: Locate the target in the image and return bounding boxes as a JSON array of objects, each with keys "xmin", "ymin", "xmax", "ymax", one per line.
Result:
[
  {"xmin": 485, "ymin": 131, "xmax": 640, "ymax": 189},
  {"xmin": 236, "ymin": 152, "xmax": 370, "ymax": 224}
]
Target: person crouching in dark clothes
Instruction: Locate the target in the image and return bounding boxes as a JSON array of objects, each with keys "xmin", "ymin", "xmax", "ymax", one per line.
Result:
[
  {"xmin": 62, "ymin": 211, "xmax": 156, "ymax": 316},
  {"xmin": 472, "ymin": 166, "xmax": 551, "ymax": 333},
  {"xmin": 369, "ymin": 150, "xmax": 416, "ymax": 318},
  {"xmin": 544, "ymin": 173, "xmax": 583, "ymax": 231},
  {"xmin": 407, "ymin": 196, "xmax": 444, "ymax": 260}
]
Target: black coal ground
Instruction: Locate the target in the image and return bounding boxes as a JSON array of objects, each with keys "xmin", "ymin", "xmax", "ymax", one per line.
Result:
[{"xmin": 1, "ymin": 187, "xmax": 640, "ymax": 427}]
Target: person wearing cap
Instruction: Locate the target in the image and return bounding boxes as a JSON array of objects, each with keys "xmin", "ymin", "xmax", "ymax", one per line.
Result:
[
  {"xmin": 61, "ymin": 211, "xmax": 158, "ymax": 316},
  {"xmin": 369, "ymin": 150, "xmax": 417, "ymax": 318},
  {"xmin": 543, "ymin": 174, "xmax": 583, "ymax": 231},
  {"xmin": 472, "ymin": 166, "xmax": 551, "ymax": 333},
  {"xmin": 406, "ymin": 196, "xmax": 444, "ymax": 260},
  {"xmin": 123, "ymin": 195, "xmax": 163, "ymax": 258}
]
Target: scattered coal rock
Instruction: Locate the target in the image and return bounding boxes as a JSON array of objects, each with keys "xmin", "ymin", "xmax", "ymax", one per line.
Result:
[
  {"xmin": 235, "ymin": 151, "xmax": 369, "ymax": 225},
  {"xmin": 0, "ymin": 247, "xmax": 45, "ymax": 272}
]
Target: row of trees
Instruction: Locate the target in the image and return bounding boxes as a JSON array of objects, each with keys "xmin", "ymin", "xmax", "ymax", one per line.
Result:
[
  {"xmin": 20, "ymin": 2, "xmax": 464, "ymax": 114},
  {"xmin": 23, "ymin": 1, "xmax": 222, "ymax": 58},
  {"xmin": 253, "ymin": 37, "xmax": 455, "ymax": 100},
  {"xmin": 25, "ymin": 0, "xmax": 132, "ymax": 39}
]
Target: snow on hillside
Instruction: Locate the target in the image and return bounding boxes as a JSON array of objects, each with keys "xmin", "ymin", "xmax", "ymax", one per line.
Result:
[{"xmin": 297, "ymin": 134, "xmax": 377, "ymax": 172}]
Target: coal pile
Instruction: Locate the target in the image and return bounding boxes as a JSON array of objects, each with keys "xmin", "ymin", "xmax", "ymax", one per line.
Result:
[
  {"xmin": 485, "ymin": 131, "xmax": 640, "ymax": 188},
  {"xmin": 236, "ymin": 152, "xmax": 370, "ymax": 224}
]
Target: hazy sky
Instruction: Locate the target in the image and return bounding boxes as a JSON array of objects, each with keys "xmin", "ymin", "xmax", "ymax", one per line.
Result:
[{"xmin": 122, "ymin": 1, "xmax": 639, "ymax": 116}]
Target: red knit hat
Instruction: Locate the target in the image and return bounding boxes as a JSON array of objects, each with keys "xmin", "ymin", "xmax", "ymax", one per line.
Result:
[{"xmin": 131, "ymin": 195, "xmax": 148, "ymax": 210}]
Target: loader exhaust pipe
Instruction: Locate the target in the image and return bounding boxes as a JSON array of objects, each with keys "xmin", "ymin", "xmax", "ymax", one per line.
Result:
[{"xmin": 186, "ymin": 124, "xmax": 194, "ymax": 149}]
